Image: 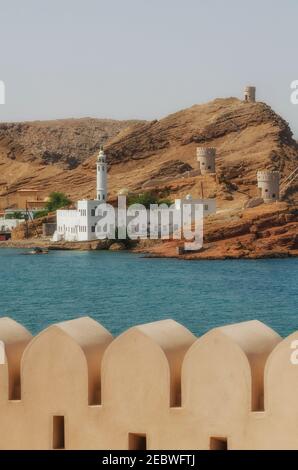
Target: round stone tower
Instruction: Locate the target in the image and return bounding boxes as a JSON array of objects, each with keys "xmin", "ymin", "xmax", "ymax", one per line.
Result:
[
  {"xmin": 196, "ymin": 147, "xmax": 216, "ymax": 175},
  {"xmin": 244, "ymin": 86, "xmax": 256, "ymax": 103},
  {"xmin": 257, "ymin": 170, "xmax": 280, "ymax": 203}
]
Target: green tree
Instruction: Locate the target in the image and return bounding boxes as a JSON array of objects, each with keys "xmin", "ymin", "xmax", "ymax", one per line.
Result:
[
  {"xmin": 45, "ymin": 192, "xmax": 71, "ymax": 212},
  {"xmin": 127, "ymin": 191, "xmax": 172, "ymax": 209}
]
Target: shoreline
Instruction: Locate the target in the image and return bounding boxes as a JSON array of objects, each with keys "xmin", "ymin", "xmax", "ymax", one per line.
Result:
[
  {"xmin": 3, "ymin": 202, "xmax": 296, "ymax": 260},
  {"xmin": 1, "ymin": 238, "xmax": 297, "ymax": 260}
]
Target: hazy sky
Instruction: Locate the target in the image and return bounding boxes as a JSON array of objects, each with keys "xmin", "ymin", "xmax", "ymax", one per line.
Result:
[{"xmin": 1, "ymin": 0, "xmax": 298, "ymax": 135}]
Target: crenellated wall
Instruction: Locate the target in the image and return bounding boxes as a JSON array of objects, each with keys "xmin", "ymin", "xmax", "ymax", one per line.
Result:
[{"xmin": 0, "ymin": 316, "xmax": 297, "ymax": 449}]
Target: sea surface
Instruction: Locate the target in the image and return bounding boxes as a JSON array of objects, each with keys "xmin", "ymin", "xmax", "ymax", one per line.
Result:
[{"xmin": 0, "ymin": 248, "xmax": 297, "ymax": 338}]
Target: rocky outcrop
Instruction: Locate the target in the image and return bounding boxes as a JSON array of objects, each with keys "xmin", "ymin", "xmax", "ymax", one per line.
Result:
[
  {"xmin": 11, "ymin": 213, "xmax": 56, "ymax": 240},
  {"xmin": 244, "ymin": 197, "xmax": 264, "ymax": 209},
  {"xmin": 135, "ymin": 203, "xmax": 298, "ymax": 259},
  {"xmin": 149, "ymin": 159, "xmax": 193, "ymax": 179}
]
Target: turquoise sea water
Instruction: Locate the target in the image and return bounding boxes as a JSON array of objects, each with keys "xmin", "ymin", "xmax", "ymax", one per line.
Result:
[{"xmin": 0, "ymin": 248, "xmax": 297, "ymax": 337}]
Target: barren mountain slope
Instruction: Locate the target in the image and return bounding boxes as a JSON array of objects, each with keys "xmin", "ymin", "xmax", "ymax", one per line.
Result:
[
  {"xmin": 74, "ymin": 97, "xmax": 298, "ymax": 206},
  {"xmin": 0, "ymin": 98, "xmax": 298, "ymax": 210},
  {"xmin": 0, "ymin": 117, "xmax": 141, "ymax": 208}
]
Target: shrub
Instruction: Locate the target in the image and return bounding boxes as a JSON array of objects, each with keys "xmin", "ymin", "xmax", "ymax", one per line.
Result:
[
  {"xmin": 127, "ymin": 191, "xmax": 173, "ymax": 209},
  {"xmin": 33, "ymin": 210, "xmax": 49, "ymax": 219},
  {"xmin": 5, "ymin": 211, "xmax": 26, "ymax": 220},
  {"xmin": 45, "ymin": 192, "xmax": 71, "ymax": 212}
]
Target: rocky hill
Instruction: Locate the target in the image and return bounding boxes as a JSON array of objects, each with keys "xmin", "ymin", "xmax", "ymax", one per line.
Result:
[
  {"xmin": 0, "ymin": 117, "xmax": 141, "ymax": 208},
  {"xmin": 135, "ymin": 202, "xmax": 298, "ymax": 259},
  {"xmin": 0, "ymin": 117, "xmax": 141, "ymax": 168},
  {"xmin": 100, "ymin": 98, "xmax": 298, "ymax": 208},
  {"xmin": 0, "ymin": 97, "xmax": 297, "ymax": 258},
  {"xmin": 1, "ymin": 98, "xmax": 297, "ymax": 209}
]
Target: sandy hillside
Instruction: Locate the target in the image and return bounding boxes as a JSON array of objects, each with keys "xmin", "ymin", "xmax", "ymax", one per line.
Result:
[{"xmin": 1, "ymin": 98, "xmax": 297, "ymax": 210}]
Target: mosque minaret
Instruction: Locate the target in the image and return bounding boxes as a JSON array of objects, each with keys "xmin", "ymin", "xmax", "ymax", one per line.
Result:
[{"xmin": 96, "ymin": 146, "xmax": 108, "ymax": 201}]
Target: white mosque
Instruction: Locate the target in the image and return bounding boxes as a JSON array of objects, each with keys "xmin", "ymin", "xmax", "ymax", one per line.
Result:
[
  {"xmin": 53, "ymin": 146, "xmax": 216, "ymax": 243},
  {"xmin": 54, "ymin": 147, "xmax": 109, "ymax": 242}
]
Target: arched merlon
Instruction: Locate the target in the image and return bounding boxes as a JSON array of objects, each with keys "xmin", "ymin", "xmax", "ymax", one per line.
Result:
[
  {"xmin": 0, "ymin": 317, "xmax": 32, "ymax": 400},
  {"xmin": 182, "ymin": 320, "xmax": 280, "ymax": 417},
  {"xmin": 102, "ymin": 319, "xmax": 196, "ymax": 413},
  {"xmin": 21, "ymin": 317, "xmax": 112, "ymax": 406},
  {"xmin": 57, "ymin": 317, "xmax": 113, "ymax": 404},
  {"xmin": 264, "ymin": 332, "xmax": 298, "ymax": 415}
]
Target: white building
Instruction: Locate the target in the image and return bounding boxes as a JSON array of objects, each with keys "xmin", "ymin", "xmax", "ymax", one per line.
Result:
[
  {"xmin": 174, "ymin": 195, "xmax": 216, "ymax": 215},
  {"xmin": 54, "ymin": 147, "xmax": 110, "ymax": 242},
  {"xmin": 0, "ymin": 218, "xmax": 24, "ymax": 232},
  {"xmin": 54, "ymin": 147, "xmax": 216, "ymax": 243},
  {"xmin": 153, "ymin": 196, "xmax": 215, "ymax": 238}
]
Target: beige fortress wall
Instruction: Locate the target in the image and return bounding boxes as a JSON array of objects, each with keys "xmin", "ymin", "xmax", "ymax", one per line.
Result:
[
  {"xmin": 181, "ymin": 321, "xmax": 280, "ymax": 449},
  {"xmin": 0, "ymin": 315, "xmax": 298, "ymax": 449}
]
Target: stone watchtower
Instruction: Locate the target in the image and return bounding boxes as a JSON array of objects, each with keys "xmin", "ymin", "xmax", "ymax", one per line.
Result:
[
  {"xmin": 244, "ymin": 86, "xmax": 256, "ymax": 103},
  {"xmin": 257, "ymin": 170, "xmax": 280, "ymax": 203},
  {"xmin": 196, "ymin": 147, "xmax": 216, "ymax": 175}
]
